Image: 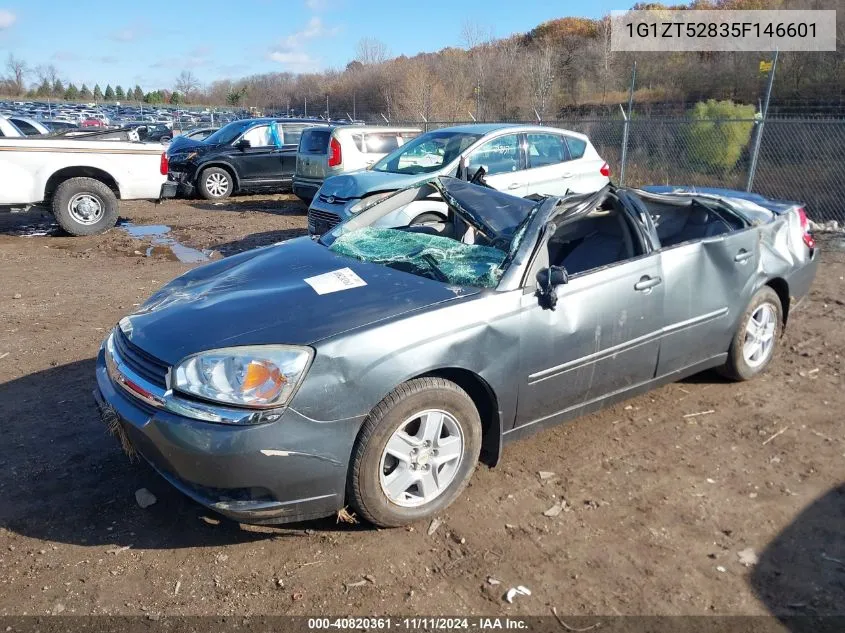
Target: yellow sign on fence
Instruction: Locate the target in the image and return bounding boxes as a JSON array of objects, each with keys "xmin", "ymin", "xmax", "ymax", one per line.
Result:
[{"xmin": 759, "ymin": 60, "xmax": 773, "ymax": 73}]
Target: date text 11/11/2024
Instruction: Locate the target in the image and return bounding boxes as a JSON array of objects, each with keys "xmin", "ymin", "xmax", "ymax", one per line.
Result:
[{"xmin": 307, "ymin": 617, "xmax": 528, "ymax": 630}]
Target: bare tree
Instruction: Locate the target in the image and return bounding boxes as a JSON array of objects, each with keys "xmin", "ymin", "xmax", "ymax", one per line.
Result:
[
  {"xmin": 174, "ymin": 70, "xmax": 200, "ymax": 101},
  {"xmin": 527, "ymin": 42, "xmax": 555, "ymax": 120},
  {"xmin": 460, "ymin": 21, "xmax": 494, "ymax": 119},
  {"xmin": 35, "ymin": 63, "xmax": 60, "ymax": 86},
  {"xmin": 356, "ymin": 37, "xmax": 389, "ymax": 65},
  {"xmin": 6, "ymin": 54, "xmax": 28, "ymax": 95}
]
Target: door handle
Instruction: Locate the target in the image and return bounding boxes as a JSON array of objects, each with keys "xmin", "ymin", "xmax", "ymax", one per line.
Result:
[
  {"xmin": 734, "ymin": 249, "xmax": 753, "ymax": 263},
  {"xmin": 507, "ymin": 183, "xmax": 521, "ymax": 190},
  {"xmin": 634, "ymin": 275, "xmax": 662, "ymax": 292}
]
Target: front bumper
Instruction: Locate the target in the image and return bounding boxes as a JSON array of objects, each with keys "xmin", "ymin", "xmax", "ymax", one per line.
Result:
[
  {"xmin": 167, "ymin": 169, "xmax": 196, "ymax": 198},
  {"xmin": 94, "ymin": 345, "xmax": 359, "ymax": 524},
  {"xmin": 307, "ymin": 196, "xmax": 356, "ymax": 237}
]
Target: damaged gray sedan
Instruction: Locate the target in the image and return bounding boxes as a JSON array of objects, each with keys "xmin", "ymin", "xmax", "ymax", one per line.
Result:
[{"xmin": 94, "ymin": 177, "xmax": 817, "ymax": 527}]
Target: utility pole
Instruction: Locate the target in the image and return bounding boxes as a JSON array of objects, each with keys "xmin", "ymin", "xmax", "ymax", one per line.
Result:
[
  {"xmin": 747, "ymin": 49, "xmax": 778, "ymax": 192},
  {"xmin": 304, "ymin": 96, "xmax": 307, "ymax": 118},
  {"xmin": 326, "ymin": 93, "xmax": 330, "ymax": 120},
  {"xmin": 474, "ymin": 80, "xmax": 480, "ymax": 121},
  {"xmin": 352, "ymin": 93, "xmax": 356, "ymax": 121},
  {"xmin": 619, "ymin": 61, "xmax": 637, "ymax": 186}
]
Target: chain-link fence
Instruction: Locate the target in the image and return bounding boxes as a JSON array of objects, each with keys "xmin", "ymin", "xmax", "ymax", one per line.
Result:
[{"xmin": 393, "ymin": 117, "xmax": 845, "ymax": 224}]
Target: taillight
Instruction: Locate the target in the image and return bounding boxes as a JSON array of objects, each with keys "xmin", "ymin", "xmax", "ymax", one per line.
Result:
[
  {"xmin": 600, "ymin": 161, "xmax": 610, "ymax": 177},
  {"xmin": 328, "ymin": 137, "xmax": 342, "ymax": 168},
  {"xmin": 160, "ymin": 152, "xmax": 169, "ymax": 176},
  {"xmin": 797, "ymin": 207, "xmax": 815, "ymax": 249}
]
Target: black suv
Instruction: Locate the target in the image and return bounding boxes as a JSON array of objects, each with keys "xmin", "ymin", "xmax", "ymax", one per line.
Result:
[{"xmin": 166, "ymin": 118, "xmax": 325, "ymax": 200}]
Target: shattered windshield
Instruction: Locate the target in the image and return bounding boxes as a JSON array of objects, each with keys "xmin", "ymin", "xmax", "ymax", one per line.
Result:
[
  {"xmin": 371, "ymin": 131, "xmax": 482, "ymax": 175},
  {"xmin": 330, "ymin": 228, "xmax": 507, "ymax": 288}
]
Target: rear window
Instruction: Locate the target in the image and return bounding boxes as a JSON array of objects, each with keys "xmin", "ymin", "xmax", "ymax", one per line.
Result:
[
  {"xmin": 363, "ymin": 133, "xmax": 402, "ymax": 154},
  {"xmin": 299, "ymin": 129, "xmax": 331, "ymax": 154},
  {"xmin": 565, "ymin": 136, "xmax": 587, "ymax": 160}
]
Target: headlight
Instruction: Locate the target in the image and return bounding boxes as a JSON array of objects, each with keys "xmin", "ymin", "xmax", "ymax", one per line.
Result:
[
  {"xmin": 172, "ymin": 346, "xmax": 313, "ymax": 409},
  {"xmin": 349, "ymin": 191, "xmax": 392, "ymax": 214}
]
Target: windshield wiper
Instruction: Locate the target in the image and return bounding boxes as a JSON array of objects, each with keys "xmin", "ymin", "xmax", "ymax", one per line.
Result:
[{"xmin": 418, "ymin": 253, "xmax": 449, "ymax": 282}]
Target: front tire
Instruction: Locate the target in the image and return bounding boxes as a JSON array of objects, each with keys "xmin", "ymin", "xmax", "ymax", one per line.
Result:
[
  {"xmin": 348, "ymin": 377, "xmax": 481, "ymax": 527},
  {"xmin": 51, "ymin": 177, "xmax": 118, "ymax": 236},
  {"xmin": 721, "ymin": 286, "xmax": 782, "ymax": 381},
  {"xmin": 198, "ymin": 167, "xmax": 233, "ymax": 200}
]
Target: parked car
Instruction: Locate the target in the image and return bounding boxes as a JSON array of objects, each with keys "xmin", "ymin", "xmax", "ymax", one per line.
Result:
[
  {"xmin": 293, "ymin": 125, "xmax": 420, "ymax": 203},
  {"xmin": 81, "ymin": 119, "xmax": 106, "ymax": 128},
  {"xmin": 166, "ymin": 127, "xmax": 219, "ymax": 153},
  {"xmin": 94, "ymin": 176, "xmax": 816, "ymax": 526},
  {"xmin": 166, "ymin": 118, "xmax": 326, "ymax": 200},
  {"xmin": 7, "ymin": 116, "xmax": 50, "ymax": 136},
  {"xmin": 307, "ymin": 123, "xmax": 610, "ymax": 236},
  {"xmin": 42, "ymin": 120, "xmax": 80, "ymax": 132},
  {"xmin": 0, "ymin": 115, "xmax": 23, "ymax": 137},
  {"xmin": 137, "ymin": 123, "xmax": 173, "ymax": 143}
]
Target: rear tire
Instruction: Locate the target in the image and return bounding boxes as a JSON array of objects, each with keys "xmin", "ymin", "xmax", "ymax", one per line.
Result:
[
  {"xmin": 51, "ymin": 177, "xmax": 118, "ymax": 236},
  {"xmin": 198, "ymin": 167, "xmax": 233, "ymax": 200},
  {"xmin": 348, "ymin": 377, "xmax": 481, "ymax": 527},
  {"xmin": 720, "ymin": 286, "xmax": 782, "ymax": 381}
]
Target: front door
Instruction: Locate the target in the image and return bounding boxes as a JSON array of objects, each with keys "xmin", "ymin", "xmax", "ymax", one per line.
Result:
[
  {"xmin": 464, "ymin": 133, "xmax": 528, "ymax": 196},
  {"xmin": 235, "ymin": 125, "xmax": 282, "ymax": 182},
  {"xmin": 515, "ymin": 207, "xmax": 664, "ymax": 431}
]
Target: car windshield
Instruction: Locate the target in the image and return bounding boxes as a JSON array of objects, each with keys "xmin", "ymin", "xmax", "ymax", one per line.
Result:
[
  {"xmin": 371, "ymin": 131, "xmax": 482, "ymax": 175},
  {"xmin": 204, "ymin": 120, "xmax": 256, "ymax": 145},
  {"xmin": 325, "ymin": 178, "xmax": 538, "ymax": 289}
]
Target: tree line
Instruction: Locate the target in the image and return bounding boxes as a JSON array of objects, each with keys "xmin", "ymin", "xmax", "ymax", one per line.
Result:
[{"xmin": 3, "ymin": 0, "xmax": 843, "ymax": 119}]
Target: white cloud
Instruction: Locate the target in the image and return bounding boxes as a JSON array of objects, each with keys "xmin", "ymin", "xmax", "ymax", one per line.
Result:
[
  {"xmin": 267, "ymin": 50, "xmax": 320, "ymax": 72},
  {"xmin": 267, "ymin": 16, "xmax": 339, "ymax": 72},
  {"xmin": 305, "ymin": 0, "xmax": 327, "ymax": 10},
  {"xmin": 282, "ymin": 16, "xmax": 339, "ymax": 49},
  {"xmin": 0, "ymin": 9, "xmax": 16, "ymax": 30}
]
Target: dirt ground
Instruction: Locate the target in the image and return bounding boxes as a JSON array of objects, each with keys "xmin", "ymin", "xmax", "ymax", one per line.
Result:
[{"xmin": 0, "ymin": 195, "xmax": 842, "ymax": 619}]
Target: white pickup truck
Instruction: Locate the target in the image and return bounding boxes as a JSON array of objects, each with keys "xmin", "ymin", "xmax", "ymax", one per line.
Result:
[{"xmin": 0, "ymin": 136, "xmax": 176, "ymax": 235}]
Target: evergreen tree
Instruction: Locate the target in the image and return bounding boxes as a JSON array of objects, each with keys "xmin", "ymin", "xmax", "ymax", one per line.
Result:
[
  {"xmin": 64, "ymin": 83, "xmax": 79, "ymax": 100},
  {"xmin": 133, "ymin": 85, "xmax": 144, "ymax": 101},
  {"xmin": 52, "ymin": 79, "xmax": 64, "ymax": 97},
  {"xmin": 37, "ymin": 79, "xmax": 51, "ymax": 97},
  {"xmin": 170, "ymin": 91, "xmax": 182, "ymax": 105},
  {"xmin": 79, "ymin": 84, "xmax": 92, "ymax": 99},
  {"xmin": 93, "ymin": 84, "xmax": 104, "ymax": 100},
  {"xmin": 104, "ymin": 84, "xmax": 114, "ymax": 100},
  {"xmin": 114, "ymin": 85, "xmax": 125, "ymax": 99}
]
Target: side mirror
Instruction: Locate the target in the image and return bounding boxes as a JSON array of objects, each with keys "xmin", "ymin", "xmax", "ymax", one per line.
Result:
[
  {"xmin": 535, "ymin": 265, "xmax": 569, "ymax": 310},
  {"xmin": 236, "ymin": 138, "xmax": 251, "ymax": 150},
  {"xmin": 469, "ymin": 165, "xmax": 488, "ymax": 185}
]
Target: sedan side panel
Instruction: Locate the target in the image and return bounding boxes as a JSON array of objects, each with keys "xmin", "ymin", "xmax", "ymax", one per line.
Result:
[{"xmin": 289, "ymin": 290, "xmax": 525, "ymax": 437}]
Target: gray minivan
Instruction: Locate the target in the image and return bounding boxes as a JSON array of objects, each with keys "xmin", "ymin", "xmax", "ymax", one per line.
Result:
[{"xmin": 293, "ymin": 125, "xmax": 420, "ymax": 203}]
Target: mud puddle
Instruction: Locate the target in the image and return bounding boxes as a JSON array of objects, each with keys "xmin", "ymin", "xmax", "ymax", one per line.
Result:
[{"xmin": 118, "ymin": 222, "xmax": 215, "ymax": 263}]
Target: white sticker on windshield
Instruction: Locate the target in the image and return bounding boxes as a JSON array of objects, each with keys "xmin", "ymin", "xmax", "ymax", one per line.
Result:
[{"xmin": 304, "ymin": 267, "xmax": 367, "ymax": 295}]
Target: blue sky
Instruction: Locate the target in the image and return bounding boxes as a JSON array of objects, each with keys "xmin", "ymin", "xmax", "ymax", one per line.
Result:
[{"xmin": 0, "ymin": 0, "xmax": 620, "ymax": 91}]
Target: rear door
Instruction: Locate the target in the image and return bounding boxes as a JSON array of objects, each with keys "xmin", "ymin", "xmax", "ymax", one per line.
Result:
[
  {"xmin": 464, "ymin": 133, "xmax": 528, "ymax": 196},
  {"xmin": 639, "ymin": 196, "xmax": 759, "ymax": 376},
  {"xmin": 522, "ymin": 131, "xmax": 573, "ymax": 197}
]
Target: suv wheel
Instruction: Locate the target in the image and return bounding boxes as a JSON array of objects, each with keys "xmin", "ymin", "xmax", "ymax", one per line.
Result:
[{"xmin": 198, "ymin": 167, "xmax": 232, "ymax": 200}]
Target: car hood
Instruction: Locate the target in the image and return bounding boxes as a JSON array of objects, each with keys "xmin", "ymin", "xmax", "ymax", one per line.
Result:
[
  {"xmin": 320, "ymin": 171, "xmax": 432, "ymax": 199},
  {"xmin": 120, "ymin": 237, "xmax": 476, "ymax": 365}
]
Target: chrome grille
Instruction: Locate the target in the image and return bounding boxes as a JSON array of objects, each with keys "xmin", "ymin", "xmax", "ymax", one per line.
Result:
[
  {"xmin": 112, "ymin": 328, "xmax": 169, "ymax": 389},
  {"xmin": 307, "ymin": 208, "xmax": 341, "ymax": 235}
]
